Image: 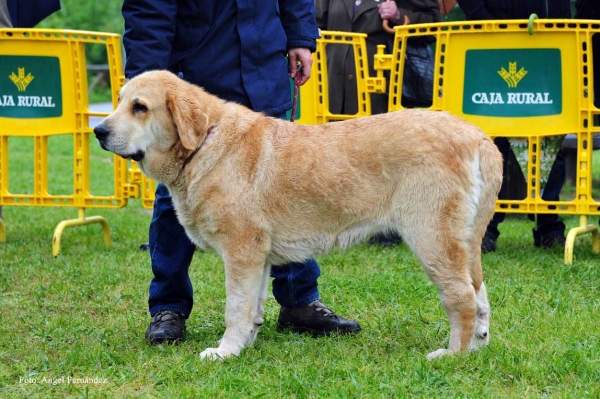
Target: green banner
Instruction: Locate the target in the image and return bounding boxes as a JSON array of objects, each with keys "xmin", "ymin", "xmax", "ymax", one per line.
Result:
[
  {"xmin": 0, "ymin": 56, "xmax": 62, "ymax": 118},
  {"xmin": 463, "ymin": 49, "xmax": 562, "ymax": 117}
]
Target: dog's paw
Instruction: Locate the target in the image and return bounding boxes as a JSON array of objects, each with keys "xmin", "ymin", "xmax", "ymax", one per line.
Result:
[
  {"xmin": 426, "ymin": 348, "xmax": 453, "ymax": 360},
  {"xmin": 469, "ymin": 326, "xmax": 490, "ymax": 351},
  {"xmin": 200, "ymin": 348, "xmax": 234, "ymax": 361}
]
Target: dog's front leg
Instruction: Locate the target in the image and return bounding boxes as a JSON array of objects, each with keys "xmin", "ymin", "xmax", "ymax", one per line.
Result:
[{"xmin": 200, "ymin": 253, "xmax": 268, "ymax": 361}]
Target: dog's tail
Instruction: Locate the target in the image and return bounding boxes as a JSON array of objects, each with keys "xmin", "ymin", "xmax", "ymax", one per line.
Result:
[
  {"xmin": 469, "ymin": 137, "xmax": 503, "ymax": 288},
  {"xmin": 477, "ymin": 138, "xmax": 504, "ymax": 199}
]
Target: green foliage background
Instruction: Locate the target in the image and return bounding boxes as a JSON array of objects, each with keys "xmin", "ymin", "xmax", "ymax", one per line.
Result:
[
  {"xmin": 37, "ymin": 0, "xmax": 124, "ymax": 65},
  {"xmin": 38, "ymin": 0, "xmax": 123, "ymax": 34}
]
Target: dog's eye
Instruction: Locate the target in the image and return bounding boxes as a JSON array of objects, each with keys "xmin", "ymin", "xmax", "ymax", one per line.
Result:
[{"xmin": 133, "ymin": 103, "xmax": 148, "ymax": 114}]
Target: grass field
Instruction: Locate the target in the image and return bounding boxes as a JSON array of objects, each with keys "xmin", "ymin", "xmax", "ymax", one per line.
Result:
[{"xmin": 0, "ymin": 136, "xmax": 599, "ymax": 398}]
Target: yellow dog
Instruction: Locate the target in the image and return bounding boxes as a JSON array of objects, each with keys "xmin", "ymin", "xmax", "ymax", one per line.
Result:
[{"xmin": 94, "ymin": 70, "xmax": 502, "ymax": 360}]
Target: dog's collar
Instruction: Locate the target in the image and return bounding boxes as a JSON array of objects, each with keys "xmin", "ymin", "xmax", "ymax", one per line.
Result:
[{"xmin": 181, "ymin": 127, "xmax": 212, "ymax": 171}]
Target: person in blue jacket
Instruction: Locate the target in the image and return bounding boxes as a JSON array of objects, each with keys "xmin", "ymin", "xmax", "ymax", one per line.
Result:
[
  {"xmin": 457, "ymin": 0, "xmax": 571, "ymax": 253},
  {"xmin": 6, "ymin": 0, "xmax": 60, "ymax": 27},
  {"xmin": 121, "ymin": 0, "xmax": 361, "ymax": 344}
]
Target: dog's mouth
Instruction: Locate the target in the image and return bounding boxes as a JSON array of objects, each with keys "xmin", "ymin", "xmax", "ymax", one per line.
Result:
[
  {"xmin": 96, "ymin": 139, "xmax": 144, "ymax": 161},
  {"xmin": 121, "ymin": 150, "xmax": 145, "ymax": 162}
]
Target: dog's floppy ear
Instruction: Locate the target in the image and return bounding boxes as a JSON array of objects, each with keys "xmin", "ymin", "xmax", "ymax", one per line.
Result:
[{"xmin": 166, "ymin": 93, "xmax": 208, "ymax": 151}]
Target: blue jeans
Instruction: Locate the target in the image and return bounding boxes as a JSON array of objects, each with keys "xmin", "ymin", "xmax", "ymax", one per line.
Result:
[
  {"xmin": 486, "ymin": 137, "xmax": 566, "ymax": 240},
  {"xmin": 147, "ymin": 112, "xmax": 320, "ymax": 318}
]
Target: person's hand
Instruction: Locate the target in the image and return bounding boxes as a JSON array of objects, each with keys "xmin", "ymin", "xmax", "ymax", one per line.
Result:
[
  {"xmin": 288, "ymin": 48, "xmax": 312, "ymax": 86},
  {"xmin": 378, "ymin": 1, "xmax": 402, "ymax": 24}
]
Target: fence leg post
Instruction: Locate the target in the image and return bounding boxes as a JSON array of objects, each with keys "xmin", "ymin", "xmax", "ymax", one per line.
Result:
[
  {"xmin": 564, "ymin": 215, "xmax": 599, "ymax": 265},
  {"xmin": 0, "ymin": 218, "xmax": 5, "ymax": 242},
  {"xmin": 52, "ymin": 208, "xmax": 111, "ymax": 257}
]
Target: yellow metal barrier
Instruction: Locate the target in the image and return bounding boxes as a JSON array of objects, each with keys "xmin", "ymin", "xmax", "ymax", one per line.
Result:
[
  {"xmin": 0, "ymin": 28, "xmax": 131, "ymax": 256},
  {"xmin": 304, "ymin": 31, "xmax": 385, "ymax": 124},
  {"xmin": 382, "ymin": 20, "xmax": 600, "ymax": 264}
]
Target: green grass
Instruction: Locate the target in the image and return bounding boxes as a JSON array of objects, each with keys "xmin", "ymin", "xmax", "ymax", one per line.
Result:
[
  {"xmin": 0, "ymin": 138, "xmax": 599, "ymax": 398},
  {"xmin": 0, "ymin": 208, "xmax": 599, "ymax": 398}
]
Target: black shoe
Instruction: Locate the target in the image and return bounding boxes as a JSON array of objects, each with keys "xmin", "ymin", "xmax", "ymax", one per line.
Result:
[
  {"xmin": 481, "ymin": 234, "xmax": 497, "ymax": 253},
  {"xmin": 145, "ymin": 310, "xmax": 186, "ymax": 345},
  {"xmin": 533, "ymin": 232, "xmax": 566, "ymax": 249},
  {"xmin": 368, "ymin": 232, "xmax": 403, "ymax": 247},
  {"xmin": 277, "ymin": 300, "xmax": 361, "ymax": 337}
]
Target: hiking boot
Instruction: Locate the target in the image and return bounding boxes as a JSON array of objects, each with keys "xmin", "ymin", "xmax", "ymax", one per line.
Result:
[
  {"xmin": 533, "ymin": 231, "xmax": 566, "ymax": 249},
  {"xmin": 277, "ymin": 300, "xmax": 361, "ymax": 337},
  {"xmin": 145, "ymin": 310, "xmax": 186, "ymax": 345},
  {"xmin": 481, "ymin": 233, "xmax": 497, "ymax": 253},
  {"xmin": 368, "ymin": 232, "xmax": 403, "ymax": 247}
]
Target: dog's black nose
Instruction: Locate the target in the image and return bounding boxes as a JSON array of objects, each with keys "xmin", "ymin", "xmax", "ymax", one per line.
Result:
[{"xmin": 93, "ymin": 124, "xmax": 109, "ymax": 140}]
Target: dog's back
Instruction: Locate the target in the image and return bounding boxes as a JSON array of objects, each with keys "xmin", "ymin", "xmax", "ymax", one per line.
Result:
[{"xmin": 256, "ymin": 110, "xmax": 502, "ymax": 261}]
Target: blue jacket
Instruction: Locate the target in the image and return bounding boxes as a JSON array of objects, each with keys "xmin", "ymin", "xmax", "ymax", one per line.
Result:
[
  {"xmin": 457, "ymin": 0, "xmax": 571, "ymax": 20},
  {"xmin": 122, "ymin": 0, "xmax": 319, "ymax": 116},
  {"xmin": 7, "ymin": 0, "xmax": 60, "ymax": 27}
]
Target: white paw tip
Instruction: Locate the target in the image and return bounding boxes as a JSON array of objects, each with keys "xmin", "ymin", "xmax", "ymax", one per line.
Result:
[
  {"xmin": 426, "ymin": 349, "xmax": 448, "ymax": 360},
  {"xmin": 199, "ymin": 348, "xmax": 228, "ymax": 361}
]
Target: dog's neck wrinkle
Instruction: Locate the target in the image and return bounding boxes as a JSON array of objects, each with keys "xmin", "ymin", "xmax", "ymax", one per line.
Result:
[{"xmin": 180, "ymin": 126, "xmax": 213, "ymax": 172}]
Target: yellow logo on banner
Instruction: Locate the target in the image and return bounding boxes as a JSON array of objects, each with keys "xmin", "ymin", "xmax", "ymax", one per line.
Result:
[
  {"xmin": 9, "ymin": 67, "xmax": 34, "ymax": 92},
  {"xmin": 498, "ymin": 62, "xmax": 527, "ymax": 88}
]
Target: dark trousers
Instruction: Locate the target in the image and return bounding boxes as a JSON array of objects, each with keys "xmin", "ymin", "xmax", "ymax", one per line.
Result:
[{"xmin": 486, "ymin": 137, "xmax": 566, "ymax": 240}]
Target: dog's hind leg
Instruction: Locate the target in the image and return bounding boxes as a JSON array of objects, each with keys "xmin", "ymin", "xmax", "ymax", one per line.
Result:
[
  {"xmin": 404, "ymin": 218, "xmax": 478, "ymax": 360},
  {"xmin": 470, "ymin": 281, "xmax": 490, "ymax": 351},
  {"xmin": 425, "ymin": 270, "xmax": 477, "ymax": 360},
  {"xmin": 466, "ymin": 153, "xmax": 496, "ymax": 353}
]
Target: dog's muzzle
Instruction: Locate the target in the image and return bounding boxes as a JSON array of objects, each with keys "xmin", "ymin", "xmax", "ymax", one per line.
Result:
[
  {"xmin": 93, "ymin": 124, "xmax": 110, "ymax": 150},
  {"xmin": 93, "ymin": 124, "xmax": 145, "ymax": 161}
]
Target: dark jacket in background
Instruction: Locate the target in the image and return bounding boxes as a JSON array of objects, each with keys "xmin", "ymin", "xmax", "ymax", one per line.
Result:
[
  {"xmin": 316, "ymin": 0, "xmax": 440, "ymax": 115},
  {"xmin": 457, "ymin": 0, "xmax": 571, "ymax": 20},
  {"xmin": 7, "ymin": 0, "xmax": 60, "ymax": 27},
  {"xmin": 575, "ymin": 0, "xmax": 600, "ymax": 20},
  {"xmin": 575, "ymin": 0, "xmax": 600, "ymax": 107},
  {"xmin": 122, "ymin": 0, "xmax": 319, "ymax": 116}
]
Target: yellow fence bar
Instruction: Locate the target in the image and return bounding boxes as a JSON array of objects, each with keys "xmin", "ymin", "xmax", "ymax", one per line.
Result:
[
  {"xmin": 388, "ymin": 21, "xmax": 600, "ymax": 263},
  {"xmin": 309, "ymin": 31, "xmax": 382, "ymax": 123},
  {"xmin": 0, "ymin": 28, "xmax": 131, "ymax": 255}
]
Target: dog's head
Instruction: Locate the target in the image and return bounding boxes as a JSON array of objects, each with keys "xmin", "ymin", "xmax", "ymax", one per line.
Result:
[{"xmin": 93, "ymin": 70, "xmax": 212, "ymax": 182}]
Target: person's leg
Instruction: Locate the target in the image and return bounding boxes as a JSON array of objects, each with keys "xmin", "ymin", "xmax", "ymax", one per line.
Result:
[
  {"xmin": 272, "ymin": 259, "xmax": 361, "ymax": 336},
  {"xmin": 271, "ymin": 259, "xmax": 320, "ymax": 308},
  {"xmin": 534, "ymin": 150, "xmax": 566, "ymax": 247},
  {"xmin": 145, "ymin": 183, "xmax": 196, "ymax": 343},
  {"xmin": 593, "ymin": 33, "xmax": 600, "ymax": 109},
  {"xmin": 368, "ymin": 231, "xmax": 403, "ymax": 247}
]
